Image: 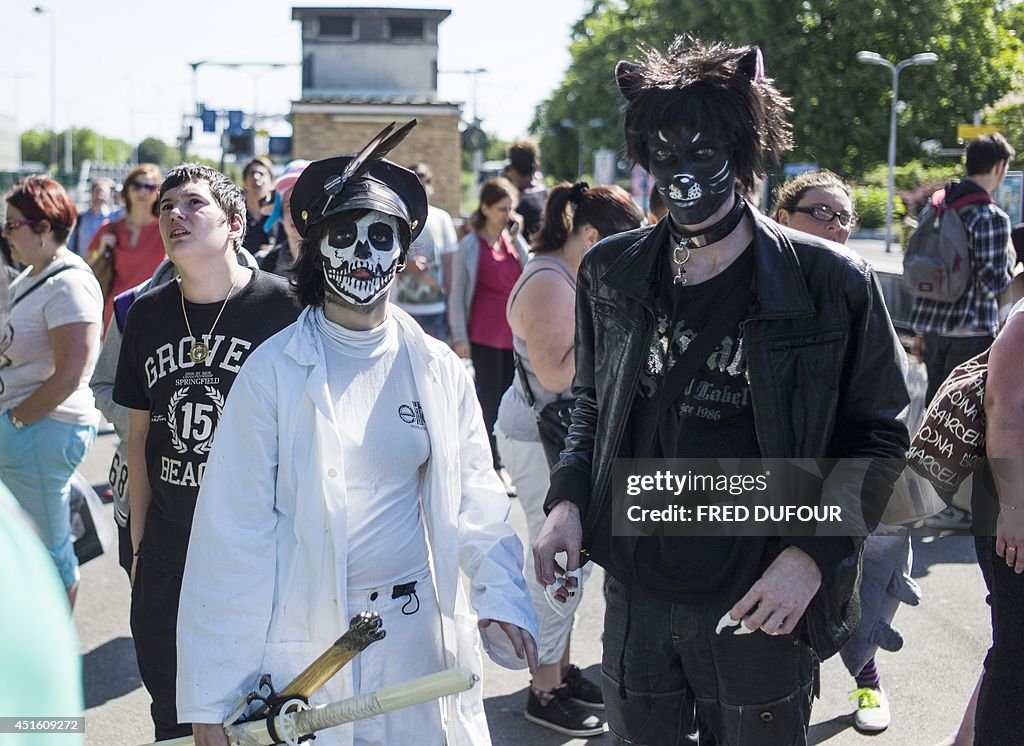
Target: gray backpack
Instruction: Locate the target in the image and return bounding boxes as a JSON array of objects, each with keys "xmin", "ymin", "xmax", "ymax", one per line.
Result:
[{"xmin": 903, "ymin": 189, "xmax": 993, "ymax": 303}]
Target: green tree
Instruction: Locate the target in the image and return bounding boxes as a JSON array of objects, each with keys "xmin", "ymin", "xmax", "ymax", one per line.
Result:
[
  {"xmin": 986, "ymin": 92, "xmax": 1024, "ymax": 164},
  {"xmin": 20, "ymin": 130, "xmax": 51, "ymax": 166},
  {"xmin": 999, "ymin": 0, "xmax": 1024, "ymax": 38},
  {"xmin": 534, "ymin": 0, "xmax": 1024, "ymax": 181},
  {"xmin": 68, "ymin": 128, "xmax": 131, "ymax": 170},
  {"xmin": 137, "ymin": 136, "xmax": 177, "ymax": 167},
  {"xmin": 20, "ymin": 128, "xmax": 135, "ymax": 170}
]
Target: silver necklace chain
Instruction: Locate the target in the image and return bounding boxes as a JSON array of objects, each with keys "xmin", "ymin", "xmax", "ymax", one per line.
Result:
[{"xmin": 672, "ymin": 239, "xmax": 694, "ymax": 285}]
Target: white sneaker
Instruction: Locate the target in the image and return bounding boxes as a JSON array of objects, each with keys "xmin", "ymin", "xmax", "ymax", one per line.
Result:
[{"xmin": 850, "ymin": 687, "xmax": 890, "ymax": 733}]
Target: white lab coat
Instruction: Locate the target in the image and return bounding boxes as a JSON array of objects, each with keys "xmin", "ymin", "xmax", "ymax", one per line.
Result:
[{"xmin": 176, "ymin": 305, "xmax": 538, "ymax": 745}]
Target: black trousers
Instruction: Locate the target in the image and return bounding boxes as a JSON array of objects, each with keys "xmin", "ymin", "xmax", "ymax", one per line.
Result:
[
  {"xmin": 974, "ymin": 536, "xmax": 1024, "ymax": 744},
  {"xmin": 602, "ymin": 577, "xmax": 814, "ymax": 745},
  {"xmin": 117, "ymin": 521, "xmax": 133, "ymax": 579},
  {"xmin": 131, "ymin": 558, "xmax": 192, "ymax": 741},
  {"xmin": 470, "ymin": 342, "xmax": 515, "ymax": 470},
  {"xmin": 922, "ymin": 332, "xmax": 993, "ymax": 405}
]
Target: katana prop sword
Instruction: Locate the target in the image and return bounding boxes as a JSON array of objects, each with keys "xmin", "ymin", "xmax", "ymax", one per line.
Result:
[
  {"xmin": 146, "ymin": 611, "xmax": 385, "ymax": 745},
  {"xmin": 149, "ymin": 667, "xmax": 478, "ymax": 746},
  {"xmin": 231, "ymin": 611, "xmax": 386, "ymax": 724}
]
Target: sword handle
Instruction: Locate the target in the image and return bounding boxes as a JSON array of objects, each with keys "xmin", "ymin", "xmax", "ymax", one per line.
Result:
[{"xmin": 276, "ymin": 612, "xmax": 385, "ymax": 701}]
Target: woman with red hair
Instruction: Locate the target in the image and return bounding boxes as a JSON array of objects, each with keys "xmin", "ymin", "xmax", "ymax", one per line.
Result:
[
  {"xmin": 88, "ymin": 163, "xmax": 163, "ymax": 327},
  {"xmin": 0, "ymin": 175, "xmax": 103, "ymax": 607}
]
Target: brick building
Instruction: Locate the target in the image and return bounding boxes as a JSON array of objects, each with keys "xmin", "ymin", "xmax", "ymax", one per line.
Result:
[{"xmin": 290, "ymin": 7, "xmax": 462, "ymax": 216}]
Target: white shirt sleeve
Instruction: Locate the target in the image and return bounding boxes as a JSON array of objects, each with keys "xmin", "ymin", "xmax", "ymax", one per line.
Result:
[{"xmin": 176, "ymin": 365, "xmax": 279, "ymax": 724}]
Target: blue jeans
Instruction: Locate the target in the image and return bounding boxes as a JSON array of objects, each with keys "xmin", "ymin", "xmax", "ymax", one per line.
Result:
[
  {"xmin": 0, "ymin": 414, "xmax": 95, "ymax": 588},
  {"xmin": 602, "ymin": 576, "xmax": 814, "ymax": 745}
]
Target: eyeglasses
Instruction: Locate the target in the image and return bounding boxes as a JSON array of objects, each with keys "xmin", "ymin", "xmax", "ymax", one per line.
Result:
[
  {"xmin": 129, "ymin": 181, "xmax": 160, "ymax": 193},
  {"xmin": 1, "ymin": 218, "xmax": 36, "ymax": 233},
  {"xmin": 792, "ymin": 204, "xmax": 858, "ymax": 228}
]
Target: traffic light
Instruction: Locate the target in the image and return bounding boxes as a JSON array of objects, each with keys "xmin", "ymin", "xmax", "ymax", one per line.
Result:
[
  {"xmin": 223, "ymin": 129, "xmax": 255, "ymax": 157},
  {"xmin": 200, "ymin": 107, "xmax": 217, "ymax": 133},
  {"xmin": 268, "ymin": 136, "xmax": 292, "ymax": 157},
  {"xmin": 461, "ymin": 125, "xmax": 486, "ymax": 152},
  {"xmin": 227, "ymin": 110, "xmax": 245, "ymax": 134}
]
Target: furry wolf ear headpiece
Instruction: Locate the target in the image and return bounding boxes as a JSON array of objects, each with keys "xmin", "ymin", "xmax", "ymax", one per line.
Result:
[{"xmin": 614, "ymin": 37, "xmax": 793, "ymax": 195}]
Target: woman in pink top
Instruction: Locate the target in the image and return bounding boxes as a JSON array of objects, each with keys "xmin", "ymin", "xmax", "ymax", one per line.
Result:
[
  {"xmin": 449, "ymin": 177, "xmax": 528, "ymax": 471},
  {"xmin": 88, "ymin": 163, "xmax": 164, "ymax": 329}
]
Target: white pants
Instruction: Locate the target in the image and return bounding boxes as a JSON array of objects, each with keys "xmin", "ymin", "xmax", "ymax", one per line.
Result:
[
  {"xmin": 495, "ymin": 427, "xmax": 592, "ymax": 666},
  {"xmin": 347, "ymin": 569, "xmax": 446, "ymax": 745}
]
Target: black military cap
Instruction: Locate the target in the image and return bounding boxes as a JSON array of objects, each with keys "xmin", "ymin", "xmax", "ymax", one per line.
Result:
[{"xmin": 289, "ymin": 120, "xmax": 428, "ymax": 242}]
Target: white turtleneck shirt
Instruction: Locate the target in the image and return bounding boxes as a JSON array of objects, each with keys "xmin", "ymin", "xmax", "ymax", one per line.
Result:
[{"xmin": 315, "ymin": 308, "xmax": 431, "ymax": 588}]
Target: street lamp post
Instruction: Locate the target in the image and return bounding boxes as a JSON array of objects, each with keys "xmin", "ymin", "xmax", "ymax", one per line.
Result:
[
  {"xmin": 33, "ymin": 5, "xmax": 58, "ymax": 172},
  {"xmin": 856, "ymin": 50, "xmax": 938, "ymax": 253},
  {"xmin": 439, "ymin": 67, "xmax": 488, "ymax": 124},
  {"xmin": 439, "ymin": 68, "xmax": 488, "ymax": 184},
  {"xmin": 559, "ymin": 118, "xmax": 605, "ymax": 179}
]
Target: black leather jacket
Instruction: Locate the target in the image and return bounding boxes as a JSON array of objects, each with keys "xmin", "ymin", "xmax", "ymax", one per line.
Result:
[{"xmin": 546, "ymin": 209, "xmax": 910, "ymax": 659}]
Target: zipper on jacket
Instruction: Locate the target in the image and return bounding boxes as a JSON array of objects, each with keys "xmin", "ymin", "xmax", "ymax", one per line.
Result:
[
  {"xmin": 739, "ymin": 317, "xmax": 781, "ymax": 459},
  {"xmin": 769, "ymin": 329, "xmax": 844, "ymax": 352}
]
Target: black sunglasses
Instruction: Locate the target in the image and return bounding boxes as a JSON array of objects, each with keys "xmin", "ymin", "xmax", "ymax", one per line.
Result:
[
  {"xmin": 129, "ymin": 180, "xmax": 159, "ymax": 193},
  {"xmin": 792, "ymin": 204, "xmax": 858, "ymax": 228}
]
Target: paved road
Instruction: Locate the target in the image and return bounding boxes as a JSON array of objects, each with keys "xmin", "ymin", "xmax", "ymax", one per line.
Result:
[
  {"xmin": 73, "ymin": 429, "xmax": 989, "ymax": 745},
  {"xmin": 847, "ymin": 237, "xmax": 905, "ymax": 277}
]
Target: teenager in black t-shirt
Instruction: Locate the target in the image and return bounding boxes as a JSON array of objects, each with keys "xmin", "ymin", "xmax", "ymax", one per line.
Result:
[
  {"xmin": 112, "ymin": 165, "xmax": 299, "ymax": 742},
  {"xmin": 115, "ymin": 270, "xmax": 297, "ymax": 573}
]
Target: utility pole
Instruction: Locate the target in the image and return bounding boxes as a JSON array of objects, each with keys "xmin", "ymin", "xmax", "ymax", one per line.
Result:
[
  {"xmin": 856, "ymin": 50, "xmax": 938, "ymax": 252},
  {"xmin": 33, "ymin": 6, "xmax": 58, "ymax": 171}
]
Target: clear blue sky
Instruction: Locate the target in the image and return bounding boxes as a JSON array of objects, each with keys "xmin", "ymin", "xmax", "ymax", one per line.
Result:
[{"xmin": 0, "ymin": 0, "xmax": 590, "ymax": 152}]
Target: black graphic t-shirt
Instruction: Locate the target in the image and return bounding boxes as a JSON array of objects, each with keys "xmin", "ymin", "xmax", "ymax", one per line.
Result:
[
  {"xmin": 638, "ymin": 244, "xmax": 758, "ymax": 459},
  {"xmin": 113, "ymin": 270, "xmax": 299, "ymax": 574},
  {"xmin": 628, "ymin": 244, "xmax": 767, "ymax": 603}
]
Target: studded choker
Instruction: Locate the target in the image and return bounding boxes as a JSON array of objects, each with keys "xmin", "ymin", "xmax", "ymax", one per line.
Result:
[{"xmin": 669, "ymin": 196, "xmax": 747, "ymax": 286}]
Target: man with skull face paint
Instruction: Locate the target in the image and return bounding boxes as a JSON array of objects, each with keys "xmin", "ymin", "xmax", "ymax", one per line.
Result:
[
  {"xmin": 320, "ymin": 210, "xmax": 406, "ymax": 305},
  {"xmin": 532, "ymin": 40, "xmax": 910, "ymax": 744},
  {"xmin": 176, "ymin": 123, "xmax": 539, "ymax": 746}
]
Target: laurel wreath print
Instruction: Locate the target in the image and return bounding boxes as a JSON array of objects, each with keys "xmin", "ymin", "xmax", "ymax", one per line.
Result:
[
  {"xmin": 193, "ymin": 386, "xmax": 226, "ymax": 455},
  {"xmin": 166, "ymin": 385, "xmax": 226, "ymax": 455},
  {"xmin": 167, "ymin": 388, "xmax": 189, "ymax": 454}
]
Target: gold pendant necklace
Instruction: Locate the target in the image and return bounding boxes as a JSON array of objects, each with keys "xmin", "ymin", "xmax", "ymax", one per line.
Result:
[{"xmin": 180, "ymin": 272, "xmax": 239, "ymax": 364}]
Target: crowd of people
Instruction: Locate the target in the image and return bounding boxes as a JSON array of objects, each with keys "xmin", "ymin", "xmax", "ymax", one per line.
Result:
[{"xmin": 1, "ymin": 35, "xmax": 1022, "ymax": 746}]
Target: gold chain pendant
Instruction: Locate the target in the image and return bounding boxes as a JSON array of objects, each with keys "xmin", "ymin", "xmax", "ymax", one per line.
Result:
[
  {"xmin": 179, "ymin": 272, "xmax": 240, "ymax": 367},
  {"xmin": 189, "ymin": 341, "xmax": 211, "ymax": 365}
]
